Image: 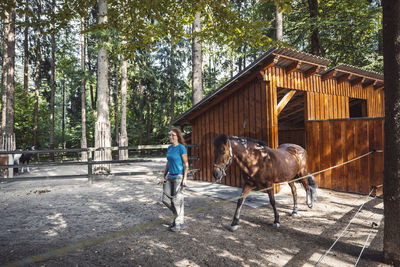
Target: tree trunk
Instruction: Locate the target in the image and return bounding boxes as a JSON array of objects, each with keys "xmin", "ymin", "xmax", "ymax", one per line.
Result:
[
  {"xmin": 119, "ymin": 57, "xmax": 128, "ymax": 160},
  {"xmin": 170, "ymin": 43, "xmax": 175, "ymax": 121},
  {"xmin": 113, "ymin": 80, "xmax": 119, "ymax": 149},
  {"xmin": 1, "ymin": 1, "xmax": 16, "ymax": 136},
  {"xmin": 33, "ymin": 0, "xmax": 42, "ymax": 148},
  {"xmin": 275, "ymin": 5, "xmax": 283, "ymax": 41},
  {"xmin": 192, "ymin": 11, "xmax": 202, "ymax": 106},
  {"xmin": 94, "ymin": 0, "xmax": 111, "ymax": 174},
  {"xmin": 81, "ymin": 16, "xmax": 88, "ymax": 161},
  {"xmin": 23, "ymin": 2, "xmax": 29, "ymax": 97},
  {"xmin": 61, "ymin": 80, "xmax": 65, "ymax": 149},
  {"xmin": 383, "ymin": 1, "xmax": 400, "ymax": 265},
  {"xmin": 307, "ymin": 0, "xmax": 325, "ymax": 56},
  {"xmin": 49, "ymin": 0, "xmax": 56, "ymax": 161}
]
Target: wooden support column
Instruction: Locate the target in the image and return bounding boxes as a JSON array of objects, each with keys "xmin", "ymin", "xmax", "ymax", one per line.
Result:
[
  {"xmin": 263, "ymin": 78, "xmax": 279, "ymax": 193},
  {"xmin": 265, "ymin": 79, "xmax": 278, "ymax": 149}
]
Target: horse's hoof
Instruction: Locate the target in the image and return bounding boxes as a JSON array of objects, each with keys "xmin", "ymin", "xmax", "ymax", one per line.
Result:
[
  {"xmin": 290, "ymin": 212, "xmax": 298, "ymax": 217},
  {"xmin": 230, "ymin": 225, "xmax": 239, "ymax": 232},
  {"xmin": 273, "ymin": 223, "xmax": 280, "ymax": 228},
  {"xmin": 307, "ymin": 203, "xmax": 313, "ymax": 208}
]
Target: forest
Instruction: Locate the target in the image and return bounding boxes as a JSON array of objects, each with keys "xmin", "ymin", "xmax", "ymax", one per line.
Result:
[{"xmin": 0, "ymin": 0, "xmax": 382, "ymax": 150}]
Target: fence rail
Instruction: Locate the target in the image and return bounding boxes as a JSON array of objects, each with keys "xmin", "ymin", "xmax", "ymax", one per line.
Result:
[{"xmin": 0, "ymin": 144, "xmax": 199, "ymax": 182}]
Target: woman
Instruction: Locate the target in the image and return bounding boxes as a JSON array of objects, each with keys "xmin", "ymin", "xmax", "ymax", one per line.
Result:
[{"xmin": 162, "ymin": 128, "xmax": 189, "ymax": 232}]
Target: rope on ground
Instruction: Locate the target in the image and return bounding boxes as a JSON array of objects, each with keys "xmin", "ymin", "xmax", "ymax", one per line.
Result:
[
  {"xmin": 354, "ymin": 222, "xmax": 379, "ymax": 267},
  {"xmin": 315, "ymin": 184, "xmax": 383, "ymax": 266},
  {"xmin": 6, "ymin": 150, "xmax": 383, "ymax": 266}
]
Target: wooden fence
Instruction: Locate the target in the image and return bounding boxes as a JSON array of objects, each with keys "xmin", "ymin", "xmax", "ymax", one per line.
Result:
[{"xmin": 306, "ymin": 117, "xmax": 384, "ymax": 194}]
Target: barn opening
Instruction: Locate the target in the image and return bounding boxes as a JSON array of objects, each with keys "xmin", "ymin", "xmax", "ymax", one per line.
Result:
[
  {"xmin": 277, "ymin": 89, "xmax": 306, "ymax": 148},
  {"xmin": 349, "ymin": 98, "xmax": 367, "ymax": 118}
]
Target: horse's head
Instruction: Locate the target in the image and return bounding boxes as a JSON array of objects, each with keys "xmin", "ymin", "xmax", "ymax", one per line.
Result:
[
  {"xmin": 213, "ymin": 133, "xmax": 233, "ymax": 182},
  {"xmin": 24, "ymin": 146, "xmax": 34, "ymax": 151}
]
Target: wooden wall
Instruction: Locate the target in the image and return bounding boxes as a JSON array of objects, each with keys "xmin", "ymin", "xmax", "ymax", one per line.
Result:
[
  {"xmin": 306, "ymin": 118, "xmax": 384, "ymax": 194},
  {"xmin": 263, "ymin": 66, "xmax": 384, "ymax": 119},
  {"xmin": 191, "ymin": 77, "xmax": 271, "ymax": 187},
  {"xmin": 191, "ymin": 65, "xmax": 385, "ymax": 194}
]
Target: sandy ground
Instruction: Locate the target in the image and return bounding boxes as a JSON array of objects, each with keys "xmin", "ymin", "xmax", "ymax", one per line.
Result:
[{"xmin": 0, "ymin": 159, "xmax": 389, "ymax": 267}]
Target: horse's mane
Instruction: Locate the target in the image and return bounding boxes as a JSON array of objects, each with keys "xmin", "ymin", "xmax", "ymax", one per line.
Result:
[
  {"xmin": 214, "ymin": 133, "xmax": 228, "ymax": 147},
  {"xmin": 229, "ymin": 136, "xmax": 268, "ymax": 148},
  {"xmin": 214, "ymin": 133, "xmax": 268, "ymax": 149}
]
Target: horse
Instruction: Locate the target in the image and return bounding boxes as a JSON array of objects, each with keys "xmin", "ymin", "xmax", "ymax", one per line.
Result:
[
  {"xmin": 213, "ymin": 133, "xmax": 317, "ymax": 230},
  {"xmin": 14, "ymin": 146, "xmax": 34, "ymax": 174}
]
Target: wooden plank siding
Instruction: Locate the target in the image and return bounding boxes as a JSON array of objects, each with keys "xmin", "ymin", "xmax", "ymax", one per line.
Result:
[
  {"xmin": 306, "ymin": 118, "xmax": 384, "ymax": 194},
  {"xmin": 189, "ymin": 64, "xmax": 384, "ymax": 194}
]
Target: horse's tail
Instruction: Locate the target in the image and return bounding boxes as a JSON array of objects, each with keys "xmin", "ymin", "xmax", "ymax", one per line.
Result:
[{"xmin": 308, "ymin": 174, "xmax": 318, "ymax": 201}]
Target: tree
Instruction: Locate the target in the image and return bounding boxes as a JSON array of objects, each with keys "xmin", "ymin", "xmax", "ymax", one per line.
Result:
[
  {"xmin": 33, "ymin": 0, "xmax": 42, "ymax": 148},
  {"xmin": 192, "ymin": 11, "xmax": 203, "ymax": 106},
  {"xmin": 382, "ymin": 1, "xmax": 400, "ymax": 265},
  {"xmin": 49, "ymin": 0, "xmax": 56, "ymax": 160},
  {"xmin": 94, "ymin": 0, "xmax": 111, "ymax": 173},
  {"xmin": 81, "ymin": 15, "xmax": 88, "ymax": 161},
  {"xmin": 119, "ymin": 55, "xmax": 128, "ymax": 160},
  {"xmin": 1, "ymin": 0, "xmax": 16, "ymax": 140},
  {"xmin": 23, "ymin": 0, "xmax": 29, "ymax": 97},
  {"xmin": 307, "ymin": 0, "xmax": 324, "ymax": 56},
  {"xmin": 275, "ymin": 5, "xmax": 282, "ymax": 41}
]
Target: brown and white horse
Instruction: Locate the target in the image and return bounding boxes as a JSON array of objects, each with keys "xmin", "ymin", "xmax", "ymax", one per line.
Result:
[{"xmin": 213, "ymin": 134, "xmax": 317, "ymax": 230}]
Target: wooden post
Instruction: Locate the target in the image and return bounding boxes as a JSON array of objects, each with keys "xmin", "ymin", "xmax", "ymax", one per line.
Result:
[{"xmin": 1, "ymin": 133, "xmax": 15, "ymax": 178}]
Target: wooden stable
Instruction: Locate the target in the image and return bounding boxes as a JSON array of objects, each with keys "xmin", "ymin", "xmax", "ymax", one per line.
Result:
[{"xmin": 174, "ymin": 48, "xmax": 384, "ymax": 194}]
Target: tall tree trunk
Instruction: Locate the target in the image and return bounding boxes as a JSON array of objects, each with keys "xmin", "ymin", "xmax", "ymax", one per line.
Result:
[
  {"xmin": 275, "ymin": 5, "xmax": 283, "ymax": 41},
  {"xmin": 192, "ymin": 12, "xmax": 202, "ymax": 106},
  {"xmin": 33, "ymin": 0, "xmax": 42, "ymax": 148},
  {"xmin": 113, "ymin": 81, "xmax": 119, "ymax": 149},
  {"xmin": 23, "ymin": 3, "xmax": 29, "ymax": 97},
  {"xmin": 81, "ymin": 16, "xmax": 88, "ymax": 161},
  {"xmin": 169, "ymin": 43, "xmax": 175, "ymax": 121},
  {"xmin": 1, "ymin": 1, "xmax": 16, "ymax": 136},
  {"xmin": 61, "ymin": 79, "xmax": 65, "ymax": 149},
  {"xmin": 94, "ymin": 0, "xmax": 112, "ymax": 173},
  {"xmin": 49, "ymin": 0, "xmax": 56, "ymax": 160},
  {"xmin": 383, "ymin": 1, "xmax": 400, "ymax": 265},
  {"xmin": 307, "ymin": 0, "xmax": 325, "ymax": 56},
  {"xmin": 145, "ymin": 100, "xmax": 151, "ymax": 145},
  {"xmin": 119, "ymin": 56, "xmax": 128, "ymax": 160}
]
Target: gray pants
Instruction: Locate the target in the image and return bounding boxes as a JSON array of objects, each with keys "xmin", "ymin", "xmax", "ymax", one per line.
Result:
[{"xmin": 162, "ymin": 175, "xmax": 184, "ymax": 225}]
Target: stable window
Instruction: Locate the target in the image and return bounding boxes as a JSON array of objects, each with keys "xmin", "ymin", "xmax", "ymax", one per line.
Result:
[{"xmin": 349, "ymin": 98, "xmax": 367, "ymax": 118}]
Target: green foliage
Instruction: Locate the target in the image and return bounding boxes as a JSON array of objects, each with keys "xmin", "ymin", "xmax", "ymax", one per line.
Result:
[
  {"xmin": 7, "ymin": 0, "xmax": 384, "ymax": 149},
  {"xmin": 285, "ymin": 0, "xmax": 383, "ymax": 71},
  {"xmin": 14, "ymin": 83, "xmax": 35, "ymax": 148}
]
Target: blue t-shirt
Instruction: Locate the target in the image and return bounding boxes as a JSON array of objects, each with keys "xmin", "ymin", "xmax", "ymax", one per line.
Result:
[{"xmin": 167, "ymin": 144, "xmax": 187, "ymax": 177}]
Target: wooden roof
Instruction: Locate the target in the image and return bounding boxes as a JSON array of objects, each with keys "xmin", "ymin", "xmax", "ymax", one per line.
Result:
[{"xmin": 173, "ymin": 48, "xmax": 384, "ymax": 126}]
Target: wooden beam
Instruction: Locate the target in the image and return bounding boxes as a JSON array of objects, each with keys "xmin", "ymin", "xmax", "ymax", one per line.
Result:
[
  {"xmin": 374, "ymin": 83, "xmax": 384, "ymax": 90},
  {"xmin": 304, "ymin": 66, "xmax": 320, "ymax": 78},
  {"xmin": 285, "ymin": 61, "xmax": 301, "ymax": 75},
  {"xmin": 336, "ymin": 73, "xmax": 351, "ymax": 84},
  {"xmin": 350, "ymin": 76, "xmax": 365, "ymax": 86},
  {"xmin": 263, "ymin": 56, "xmax": 280, "ymax": 71},
  {"xmin": 321, "ymin": 69, "xmax": 337, "ymax": 81},
  {"xmin": 277, "ymin": 90, "xmax": 297, "ymax": 115},
  {"xmin": 362, "ymin": 79, "xmax": 376, "ymax": 88}
]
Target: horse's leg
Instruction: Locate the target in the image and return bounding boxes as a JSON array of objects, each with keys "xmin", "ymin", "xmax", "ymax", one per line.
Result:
[
  {"xmin": 230, "ymin": 183, "xmax": 255, "ymax": 232},
  {"xmin": 300, "ymin": 173, "xmax": 316, "ymax": 208},
  {"xmin": 267, "ymin": 188, "xmax": 280, "ymax": 227},
  {"xmin": 288, "ymin": 182, "xmax": 298, "ymax": 216}
]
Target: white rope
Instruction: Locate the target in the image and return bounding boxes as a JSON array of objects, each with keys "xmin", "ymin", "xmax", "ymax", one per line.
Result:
[
  {"xmin": 354, "ymin": 222, "xmax": 379, "ymax": 266},
  {"xmin": 315, "ymin": 185, "xmax": 382, "ymax": 266}
]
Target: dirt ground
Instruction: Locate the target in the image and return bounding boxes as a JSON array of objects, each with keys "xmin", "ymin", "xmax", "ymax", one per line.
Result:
[{"xmin": 0, "ymin": 159, "xmax": 390, "ymax": 267}]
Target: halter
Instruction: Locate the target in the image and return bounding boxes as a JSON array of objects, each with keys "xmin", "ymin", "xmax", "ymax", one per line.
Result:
[{"xmin": 213, "ymin": 139, "xmax": 233, "ymax": 181}]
